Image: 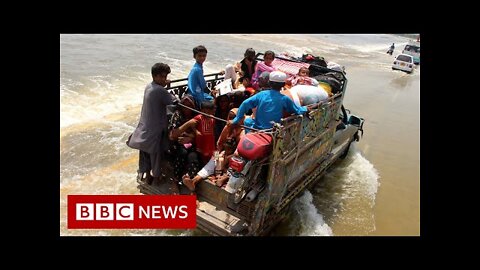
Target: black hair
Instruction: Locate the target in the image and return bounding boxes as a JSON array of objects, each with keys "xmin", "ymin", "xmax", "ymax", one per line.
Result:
[
  {"xmin": 215, "ymin": 94, "xmax": 230, "ymax": 103},
  {"xmin": 151, "ymin": 63, "xmax": 171, "ymax": 77},
  {"xmin": 193, "ymin": 45, "xmax": 208, "ymax": 57},
  {"xmin": 152, "ymin": 63, "xmax": 171, "ymax": 77},
  {"xmin": 244, "ymin": 48, "xmax": 256, "ymax": 58},
  {"xmin": 214, "ymin": 94, "xmax": 230, "ymax": 118},
  {"xmin": 201, "ymin": 100, "xmax": 215, "ymax": 110},
  {"xmin": 239, "ymin": 76, "xmax": 250, "ymax": 83}
]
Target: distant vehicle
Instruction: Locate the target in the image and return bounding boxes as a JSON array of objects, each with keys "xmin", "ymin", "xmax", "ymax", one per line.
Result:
[
  {"xmin": 386, "ymin": 43, "xmax": 395, "ymax": 55},
  {"xmin": 392, "ymin": 54, "xmax": 415, "ymax": 74},
  {"xmin": 402, "ymin": 40, "xmax": 420, "ymax": 64}
]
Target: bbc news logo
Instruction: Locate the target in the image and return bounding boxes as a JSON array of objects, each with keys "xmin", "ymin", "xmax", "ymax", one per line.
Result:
[
  {"xmin": 68, "ymin": 195, "xmax": 196, "ymax": 229},
  {"xmin": 76, "ymin": 203, "xmax": 135, "ymax": 220}
]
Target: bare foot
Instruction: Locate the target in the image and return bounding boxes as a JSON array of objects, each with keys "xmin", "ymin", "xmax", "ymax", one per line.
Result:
[{"xmin": 182, "ymin": 174, "xmax": 195, "ymax": 191}]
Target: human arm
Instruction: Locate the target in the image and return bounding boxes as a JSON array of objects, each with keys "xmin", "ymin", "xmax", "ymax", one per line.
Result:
[
  {"xmin": 170, "ymin": 118, "xmax": 198, "ymax": 140},
  {"xmin": 231, "ymin": 95, "xmax": 259, "ymax": 125},
  {"xmin": 216, "ymin": 125, "xmax": 228, "ymax": 152},
  {"xmin": 187, "ymin": 67, "xmax": 200, "ymax": 106},
  {"xmin": 177, "ymin": 131, "xmax": 194, "ymax": 144},
  {"xmin": 196, "ymin": 67, "xmax": 214, "ymax": 101}
]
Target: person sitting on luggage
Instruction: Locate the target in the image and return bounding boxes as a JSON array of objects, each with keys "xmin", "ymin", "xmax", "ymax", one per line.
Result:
[{"xmin": 285, "ymin": 67, "xmax": 319, "ymax": 89}]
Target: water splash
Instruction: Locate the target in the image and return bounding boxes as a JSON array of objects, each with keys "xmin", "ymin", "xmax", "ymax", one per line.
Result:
[
  {"xmin": 312, "ymin": 145, "xmax": 380, "ymax": 235},
  {"xmin": 289, "ymin": 191, "xmax": 333, "ymax": 236}
]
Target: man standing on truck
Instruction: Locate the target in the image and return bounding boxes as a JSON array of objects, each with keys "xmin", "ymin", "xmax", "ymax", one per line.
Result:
[
  {"xmin": 127, "ymin": 63, "xmax": 176, "ymax": 185},
  {"xmin": 229, "ymin": 71, "xmax": 309, "ymax": 131}
]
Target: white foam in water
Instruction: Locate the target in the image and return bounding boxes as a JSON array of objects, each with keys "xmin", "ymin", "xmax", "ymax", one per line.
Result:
[
  {"xmin": 60, "ymin": 74, "xmax": 147, "ymax": 128},
  {"xmin": 338, "ymin": 146, "xmax": 380, "ymax": 203},
  {"xmin": 291, "ymin": 191, "xmax": 333, "ymax": 236},
  {"xmin": 313, "ymin": 145, "xmax": 380, "ymax": 235},
  {"xmin": 154, "ymin": 51, "xmax": 193, "ymax": 78},
  {"xmin": 286, "ymin": 145, "xmax": 380, "ymax": 236}
]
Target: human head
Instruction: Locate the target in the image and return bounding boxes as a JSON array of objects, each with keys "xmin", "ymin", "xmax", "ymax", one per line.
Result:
[
  {"xmin": 269, "ymin": 71, "xmax": 287, "ymax": 90},
  {"xmin": 244, "ymin": 48, "xmax": 256, "ymax": 61},
  {"xmin": 151, "ymin": 62, "xmax": 171, "ymax": 87},
  {"xmin": 239, "ymin": 76, "xmax": 251, "ymax": 88},
  {"xmin": 193, "ymin": 45, "xmax": 208, "ymax": 64},
  {"xmin": 263, "ymin": 50, "xmax": 275, "ymax": 65},
  {"xmin": 258, "ymin": 71, "xmax": 270, "ymax": 89},
  {"xmin": 216, "ymin": 94, "xmax": 230, "ymax": 111},
  {"xmin": 180, "ymin": 94, "xmax": 195, "ymax": 118},
  {"xmin": 229, "ymin": 91, "xmax": 246, "ymax": 109},
  {"xmin": 201, "ymin": 100, "xmax": 215, "ymax": 114},
  {"xmin": 298, "ymin": 67, "xmax": 310, "ymax": 77}
]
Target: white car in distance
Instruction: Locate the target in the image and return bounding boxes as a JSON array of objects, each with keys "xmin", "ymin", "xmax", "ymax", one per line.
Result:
[{"xmin": 392, "ymin": 54, "xmax": 414, "ymax": 74}]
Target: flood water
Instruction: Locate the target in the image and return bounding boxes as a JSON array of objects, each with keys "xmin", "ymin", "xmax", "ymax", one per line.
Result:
[{"xmin": 60, "ymin": 34, "xmax": 419, "ymax": 236}]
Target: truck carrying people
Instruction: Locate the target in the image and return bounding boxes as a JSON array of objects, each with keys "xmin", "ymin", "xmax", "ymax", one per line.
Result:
[{"xmin": 131, "ymin": 51, "xmax": 365, "ymax": 236}]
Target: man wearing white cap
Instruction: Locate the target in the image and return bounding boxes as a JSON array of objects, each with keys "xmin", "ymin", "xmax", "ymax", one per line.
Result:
[{"xmin": 230, "ymin": 71, "xmax": 308, "ymax": 131}]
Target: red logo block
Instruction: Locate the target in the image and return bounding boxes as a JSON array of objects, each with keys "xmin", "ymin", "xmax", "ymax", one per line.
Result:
[{"xmin": 68, "ymin": 195, "xmax": 196, "ymax": 229}]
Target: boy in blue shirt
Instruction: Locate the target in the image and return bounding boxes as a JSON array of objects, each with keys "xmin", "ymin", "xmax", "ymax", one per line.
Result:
[{"xmin": 187, "ymin": 45, "xmax": 214, "ymax": 109}]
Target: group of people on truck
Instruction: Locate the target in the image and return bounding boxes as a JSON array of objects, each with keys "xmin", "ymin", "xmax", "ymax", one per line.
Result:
[{"xmin": 127, "ymin": 45, "xmax": 340, "ymax": 194}]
